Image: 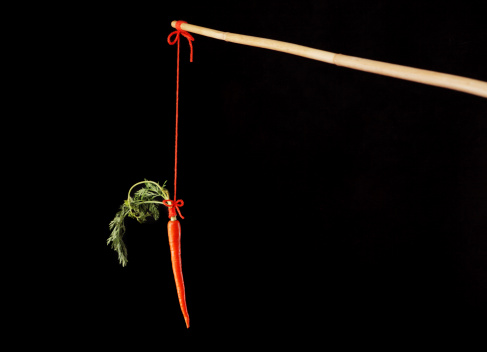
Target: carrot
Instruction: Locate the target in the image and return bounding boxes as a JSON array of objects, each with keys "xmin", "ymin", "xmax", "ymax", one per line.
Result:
[{"xmin": 167, "ymin": 219, "xmax": 190, "ymax": 328}]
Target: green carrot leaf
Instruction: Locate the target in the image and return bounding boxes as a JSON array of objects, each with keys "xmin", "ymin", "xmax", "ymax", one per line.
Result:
[
  {"xmin": 107, "ymin": 179, "xmax": 170, "ymax": 266},
  {"xmin": 107, "ymin": 203, "xmax": 131, "ymax": 267}
]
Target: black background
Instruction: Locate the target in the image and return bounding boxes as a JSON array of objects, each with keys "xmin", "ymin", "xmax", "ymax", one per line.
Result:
[{"xmin": 33, "ymin": 0, "xmax": 487, "ymax": 348}]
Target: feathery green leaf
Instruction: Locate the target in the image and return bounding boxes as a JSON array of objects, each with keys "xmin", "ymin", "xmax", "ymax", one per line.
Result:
[{"xmin": 107, "ymin": 179, "xmax": 169, "ymax": 266}]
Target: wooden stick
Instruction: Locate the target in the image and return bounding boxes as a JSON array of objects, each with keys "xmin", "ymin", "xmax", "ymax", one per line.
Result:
[{"xmin": 171, "ymin": 21, "xmax": 487, "ymax": 98}]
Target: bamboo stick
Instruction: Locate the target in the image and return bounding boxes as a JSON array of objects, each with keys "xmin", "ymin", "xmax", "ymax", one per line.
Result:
[{"xmin": 171, "ymin": 21, "xmax": 487, "ymax": 98}]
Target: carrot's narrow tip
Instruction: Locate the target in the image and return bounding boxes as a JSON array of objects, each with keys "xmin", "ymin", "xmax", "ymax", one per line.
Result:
[{"xmin": 185, "ymin": 316, "xmax": 190, "ymax": 328}]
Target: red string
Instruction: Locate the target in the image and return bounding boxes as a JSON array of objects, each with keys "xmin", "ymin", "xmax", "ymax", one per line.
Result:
[
  {"xmin": 163, "ymin": 199, "xmax": 185, "ymax": 219},
  {"xmin": 167, "ymin": 21, "xmax": 194, "ymax": 62},
  {"xmin": 166, "ymin": 20, "xmax": 193, "ymax": 219}
]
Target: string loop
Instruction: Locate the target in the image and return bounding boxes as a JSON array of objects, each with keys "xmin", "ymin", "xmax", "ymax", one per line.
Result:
[
  {"xmin": 163, "ymin": 199, "xmax": 185, "ymax": 219},
  {"xmin": 167, "ymin": 20, "xmax": 194, "ymax": 62}
]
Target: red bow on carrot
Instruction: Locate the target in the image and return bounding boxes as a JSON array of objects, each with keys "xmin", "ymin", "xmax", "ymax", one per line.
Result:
[
  {"xmin": 167, "ymin": 20, "xmax": 194, "ymax": 62},
  {"xmin": 163, "ymin": 199, "xmax": 185, "ymax": 219}
]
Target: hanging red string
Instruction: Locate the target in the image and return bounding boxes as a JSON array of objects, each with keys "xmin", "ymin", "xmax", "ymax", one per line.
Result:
[{"xmin": 165, "ymin": 21, "xmax": 194, "ymax": 219}]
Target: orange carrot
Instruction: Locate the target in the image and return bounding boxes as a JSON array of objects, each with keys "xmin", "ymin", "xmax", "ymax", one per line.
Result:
[{"xmin": 167, "ymin": 219, "xmax": 190, "ymax": 328}]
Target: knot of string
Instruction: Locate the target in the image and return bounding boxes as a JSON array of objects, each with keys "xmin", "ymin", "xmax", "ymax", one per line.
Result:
[
  {"xmin": 163, "ymin": 199, "xmax": 185, "ymax": 219},
  {"xmin": 167, "ymin": 20, "xmax": 194, "ymax": 62}
]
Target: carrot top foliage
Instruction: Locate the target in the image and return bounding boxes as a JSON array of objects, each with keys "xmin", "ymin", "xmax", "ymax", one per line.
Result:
[{"xmin": 108, "ymin": 180, "xmax": 170, "ymax": 266}]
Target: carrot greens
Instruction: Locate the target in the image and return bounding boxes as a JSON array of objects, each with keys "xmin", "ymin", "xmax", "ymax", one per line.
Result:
[{"xmin": 107, "ymin": 180, "xmax": 169, "ymax": 266}]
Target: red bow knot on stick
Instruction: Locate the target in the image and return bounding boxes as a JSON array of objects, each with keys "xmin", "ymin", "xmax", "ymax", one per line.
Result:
[
  {"xmin": 163, "ymin": 199, "xmax": 185, "ymax": 219},
  {"xmin": 167, "ymin": 20, "xmax": 194, "ymax": 62}
]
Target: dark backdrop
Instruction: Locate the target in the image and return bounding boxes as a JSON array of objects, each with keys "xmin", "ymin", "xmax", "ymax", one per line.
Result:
[{"xmin": 39, "ymin": 0, "xmax": 486, "ymax": 348}]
